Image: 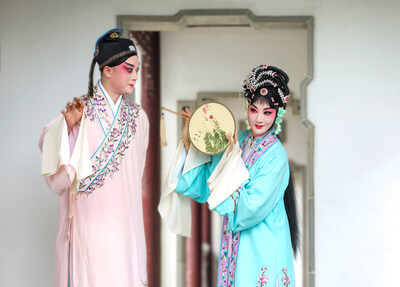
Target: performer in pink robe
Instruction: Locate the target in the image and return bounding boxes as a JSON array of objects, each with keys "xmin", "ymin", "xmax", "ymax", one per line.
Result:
[{"xmin": 39, "ymin": 28, "xmax": 149, "ymax": 287}]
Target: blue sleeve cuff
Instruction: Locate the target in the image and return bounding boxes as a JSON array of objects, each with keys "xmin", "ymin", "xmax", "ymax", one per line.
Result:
[{"xmin": 214, "ymin": 193, "xmax": 236, "ymax": 216}]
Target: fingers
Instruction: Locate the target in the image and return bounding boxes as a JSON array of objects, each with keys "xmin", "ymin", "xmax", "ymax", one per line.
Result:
[
  {"xmin": 65, "ymin": 101, "xmax": 72, "ymax": 112},
  {"xmin": 182, "ymin": 110, "xmax": 191, "ymax": 126},
  {"xmin": 182, "ymin": 108, "xmax": 191, "ymax": 119},
  {"xmin": 65, "ymin": 100, "xmax": 77, "ymax": 112},
  {"xmin": 62, "ymin": 98, "xmax": 85, "ymax": 133},
  {"xmin": 71, "ymin": 101, "xmax": 77, "ymax": 112},
  {"xmin": 225, "ymin": 132, "xmax": 234, "ymax": 154},
  {"xmin": 73, "ymin": 97, "xmax": 81, "ymax": 109},
  {"xmin": 76, "ymin": 97, "xmax": 85, "ymax": 112},
  {"xmin": 182, "ymin": 111, "xmax": 191, "ymax": 119},
  {"xmin": 80, "ymin": 103, "xmax": 85, "ymax": 113},
  {"xmin": 225, "ymin": 132, "xmax": 234, "ymax": 145},
  {"xmin": 65, "ymin": 98, "xmax": 85, "ymax": 113}
]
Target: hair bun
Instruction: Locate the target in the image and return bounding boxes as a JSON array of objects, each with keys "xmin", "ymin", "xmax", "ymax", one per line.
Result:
[{"xmin": 243, "ymin": 65, "xmax": 290, "ymax": 108}]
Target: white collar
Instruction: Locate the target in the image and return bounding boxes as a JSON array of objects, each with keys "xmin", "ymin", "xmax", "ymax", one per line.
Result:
[{"xmin": 98, "ymin": 80, "xmax": 122, "ymax": 117}]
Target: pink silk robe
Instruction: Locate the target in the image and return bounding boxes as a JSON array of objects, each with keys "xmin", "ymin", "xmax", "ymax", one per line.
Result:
[{"xmin": 39, "ymin": 85, "xmax": 149, "ymax": 287}]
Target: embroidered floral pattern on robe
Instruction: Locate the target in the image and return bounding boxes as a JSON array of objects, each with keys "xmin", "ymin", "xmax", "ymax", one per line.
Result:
[
  {"xmin": 83, "ymin": 86, "xmax": 111, "ymax": 127},
  {"xmin": 218, "ymin": 218, "xmax": 241, "ymax": 287},
  {"xmin": 256, "ymin": 266, "xmax": 270, "ymax": 287},
  {"xmin": 281, "ymin": 267, "xmax": 291, "ymax": 287},
  {"xmin": 78, "ymin": 96, "xmax": 140, "ymax": 195}
]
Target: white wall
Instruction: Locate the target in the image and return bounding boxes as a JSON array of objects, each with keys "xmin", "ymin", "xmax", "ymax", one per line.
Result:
[
  {"xmin": 1, "ymin": 0, "xmax": 399, "ymax": 286},
  {"xmin": 310, "ymin": 1, "xmax": 400, "ymax": 285}
]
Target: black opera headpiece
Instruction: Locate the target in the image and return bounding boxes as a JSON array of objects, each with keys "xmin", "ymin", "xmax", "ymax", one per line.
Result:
[
  {"xmin": 88, "ymin": 28, "xmax": 137, "ymax": 97},
  {"xmin": 243, "ymin": 65, "xmax": 290, "ymax": 109}
]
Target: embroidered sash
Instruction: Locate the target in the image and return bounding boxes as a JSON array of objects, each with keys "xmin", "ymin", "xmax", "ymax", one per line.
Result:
[
  {"xmin": 217, "ymin": 130, "xmax": 278, "ymax": 287},
  {"xmin": 78, "ymin": 90, "xmax": 140, "ymax": 195}
]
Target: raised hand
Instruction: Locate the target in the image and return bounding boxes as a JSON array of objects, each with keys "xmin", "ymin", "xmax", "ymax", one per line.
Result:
[
  {"xmin": 181, "ymin": 107, "xmax": 192, "ymax": 152},
  {"xmin": 61, "ymin": 97, "xmax": 86, "ymax": 133},
  {"xmin": 225, "ymin": 131, "xmax": 238, "ymax": 156}
]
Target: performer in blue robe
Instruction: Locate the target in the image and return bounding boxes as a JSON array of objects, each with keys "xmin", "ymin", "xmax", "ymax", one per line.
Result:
[{"xmin": 170, "ymin": 65, "xmax": 299, "ymax": 287}]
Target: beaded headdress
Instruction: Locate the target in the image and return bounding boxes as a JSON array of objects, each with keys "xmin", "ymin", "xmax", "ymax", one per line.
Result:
[{"xmin": 243, "ymin": 65, "xmax": 290, "ymax": 134}]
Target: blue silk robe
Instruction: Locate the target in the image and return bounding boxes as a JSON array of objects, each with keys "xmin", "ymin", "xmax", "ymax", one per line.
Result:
[{"xmin": 175, "ymin": 130, "xmax": 296, "ymax": 287}]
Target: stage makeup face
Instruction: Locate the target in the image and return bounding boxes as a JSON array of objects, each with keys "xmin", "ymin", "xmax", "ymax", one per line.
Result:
[
  {"xmin": 248, "ymin": 101, "xmax": 276, "ymax": 138},
  {"xmin": 108, "ymin": 55, "xmax": 140, "ymax": 97}
]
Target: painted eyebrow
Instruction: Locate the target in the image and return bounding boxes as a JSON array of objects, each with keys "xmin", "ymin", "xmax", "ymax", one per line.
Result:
[
  {"xmin": 123, "ymin": 62, "xmax": 135, "ymax": 67},
  {"xmin": 250, "ymin": 105, "xmax": 272, "ymax": 110}
]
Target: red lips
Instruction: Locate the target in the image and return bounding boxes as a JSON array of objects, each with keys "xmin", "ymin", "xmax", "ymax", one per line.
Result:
[
  {"xmin": 255, "ymin": 125, "xmax": 264, "ymax": 129},
  {"xmin": 129, "ymin": 84, "xmax": 134, "ymax": 87}
]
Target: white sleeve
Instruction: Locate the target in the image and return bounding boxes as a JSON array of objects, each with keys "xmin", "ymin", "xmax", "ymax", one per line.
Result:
[
  {"xmin": 41, "ymin": 116, "xmax": 70, "ymax": 177},
  {"xmin": 207, "ymin": 142, "xmax": 250, "ymax": 210},
  {"xmin": 41, "ymin": 114, "xmax": 92, "ymax": 194},
  {"xmin": 158, "ymin": 141, "xmax": 199, "ymax": 237}
]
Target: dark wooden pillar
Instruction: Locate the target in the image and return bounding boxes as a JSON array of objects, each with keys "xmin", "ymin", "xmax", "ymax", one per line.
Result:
[
  {"xmin": 186, "ymin": 200, "xmax": 202, "ymax": 287},
  {"xmin": 201, "ymin": 204, "xmax": 211, "ymax": 287},
  {"xmin": 130, "ymin": 31, "xmax": 160, "ymax": 287}
]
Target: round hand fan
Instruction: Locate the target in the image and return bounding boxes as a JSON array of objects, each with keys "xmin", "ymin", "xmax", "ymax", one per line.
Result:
[{"xmin": 188, "ymin": 102, "xmax": 236, "ymax": 155}]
